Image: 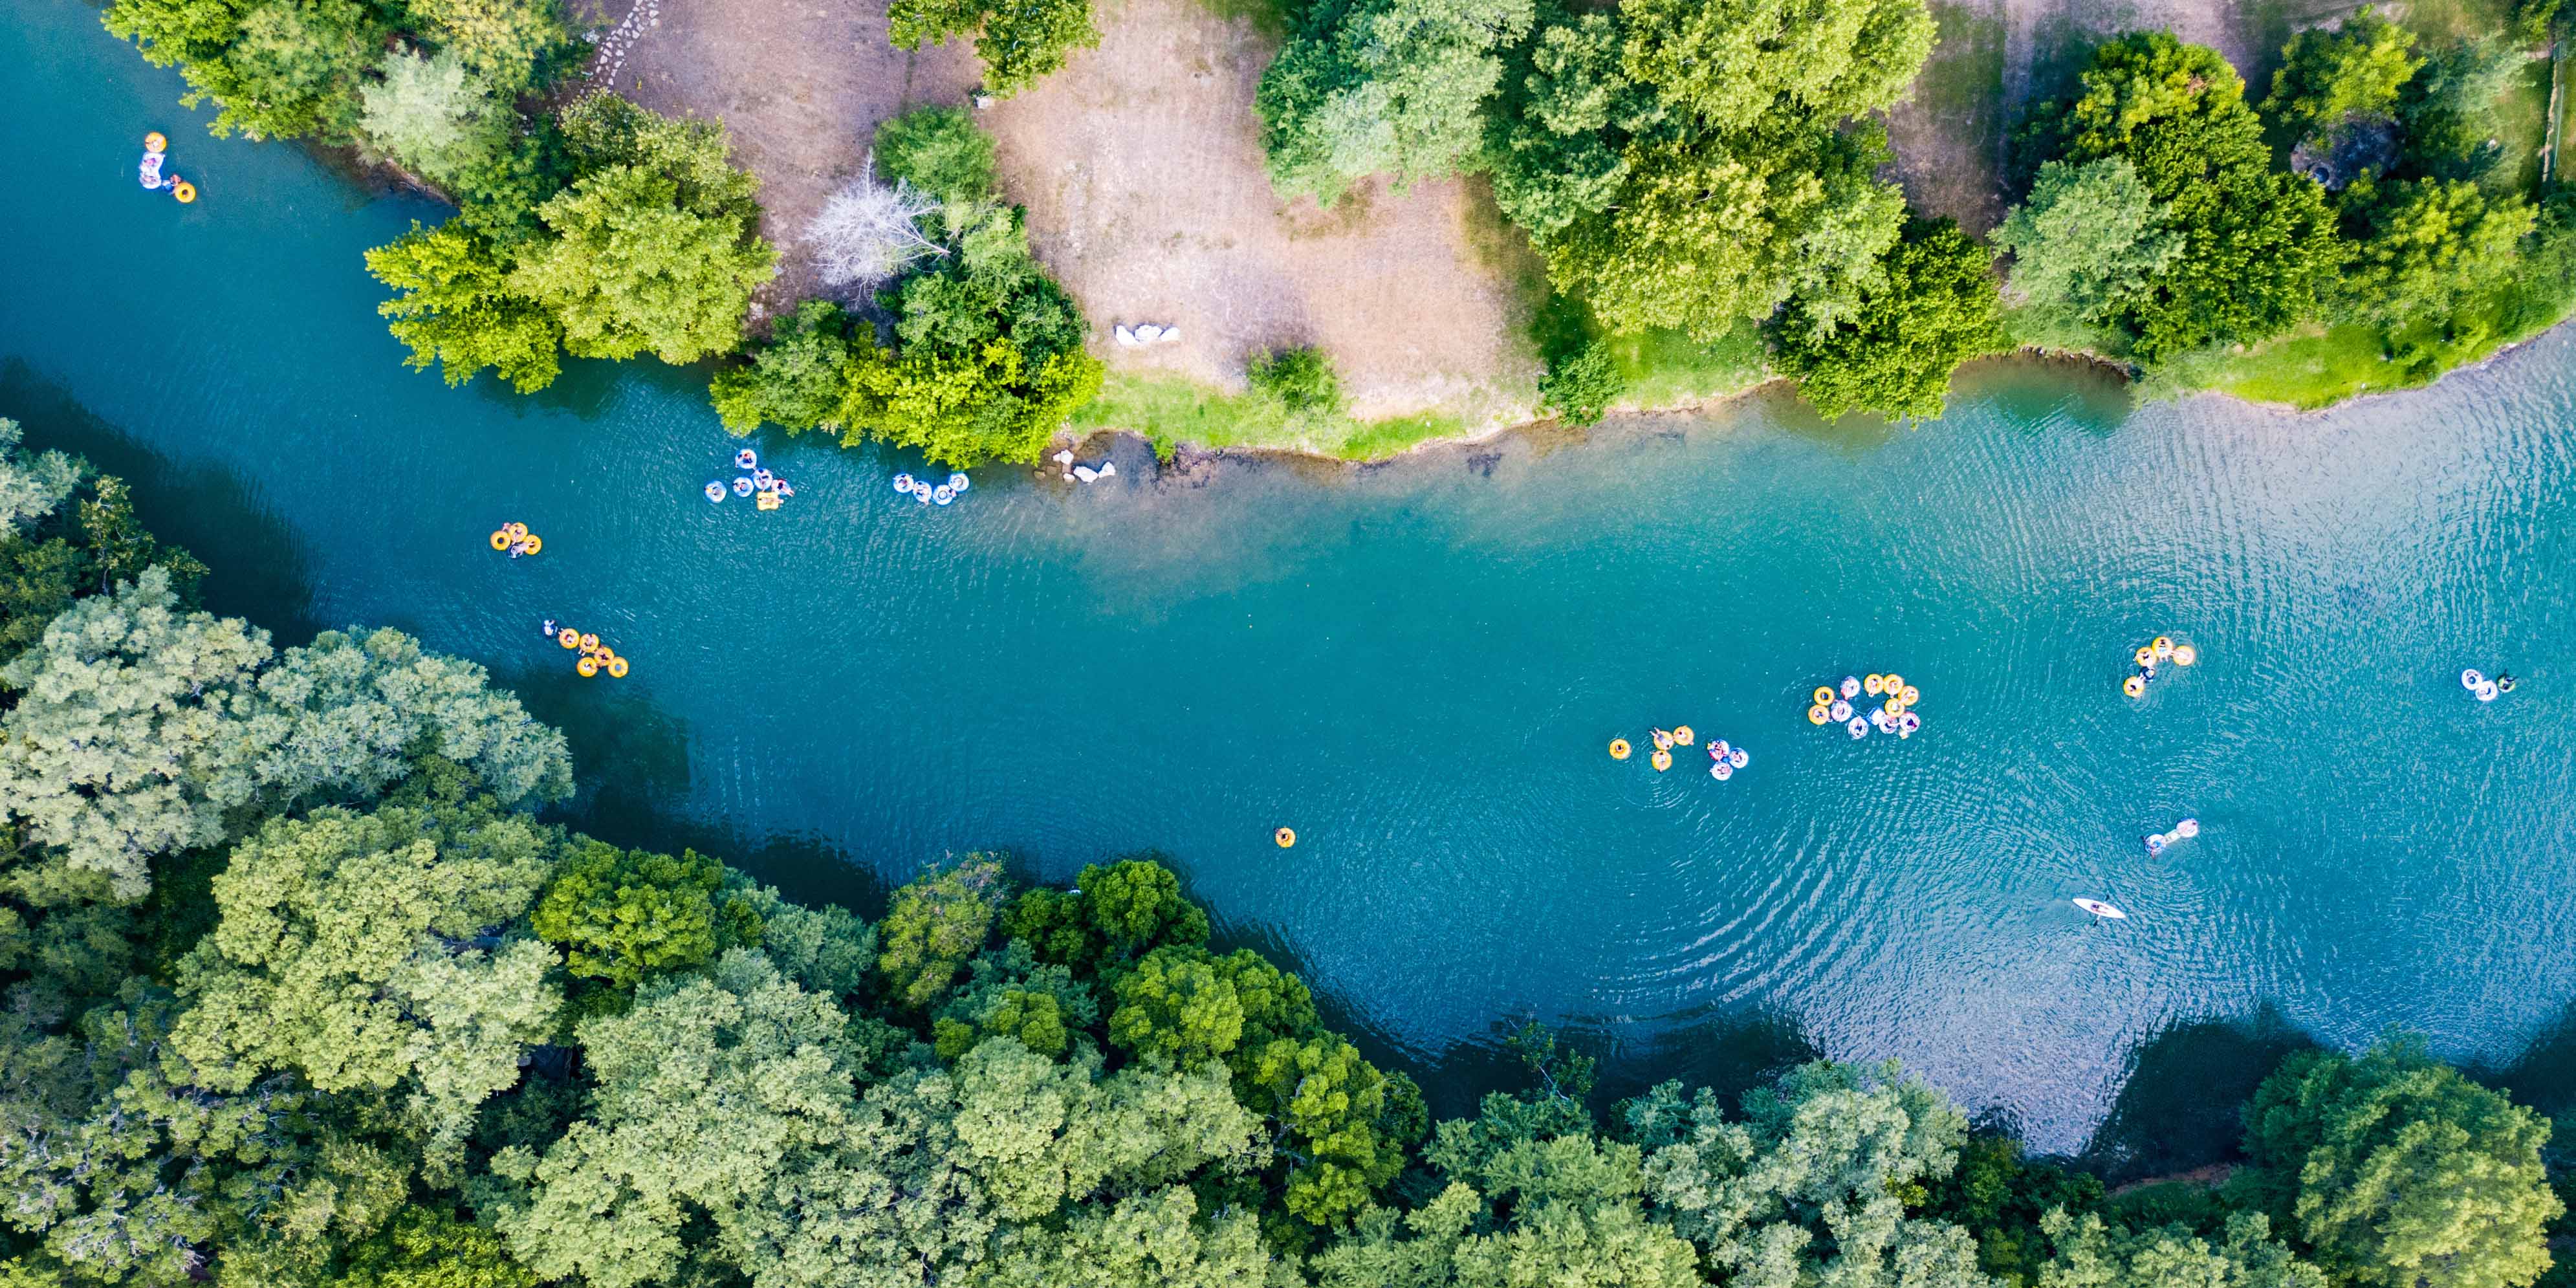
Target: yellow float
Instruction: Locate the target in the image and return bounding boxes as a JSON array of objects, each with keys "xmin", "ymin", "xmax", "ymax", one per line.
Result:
[
  {"xmin": 1609, "ymin": 738, "xmax": 1631, "ymax": 759},
  {"xmin": 1274, "ymin": 827, "xmax": 1296, "ymax": 848},
  {"xmin": 558, "ymin": 628, "xmax": 580, "ymax": 649},
  {"xmin": 489, "ymin": 530, "xmax": 511, "ymax": 551},
  {"xmin": 1673, "ymin": 726, "xmax": 1694, "ymax": 746},
  {"xmin": 579, "ymin": 633, "xmax": 599, "ymax": 651},
  {"xmin": 2172, "ymin": 644, "xmax": 2198, "ymax": 666},
  {"xmin": 607, "ymin": 657, "xmax": 629, "ymax": 678},
  {"xmin": 1865, "ymin": 674, "xmax": 1885, "ymax": 695},
  {"xmin": 1650, "ymin": 748, "xmax": 1672, "ymax": 772},
  {"xmin": 2152, "ymin": 635, "xmax": 2173, "ymax": 657},
  {"xmin": 520, "ymin": 534, "xmax": 542, "ymax": 554},
  {"xmin": 1900, "ymin": 684, "xmax": 1920, "ymax": 706},
  {"xmin": 171, "ymin": 181, "xmax": 195, "ymax": 203},
  {"xmin": 143, "ymin": 131, "xmax": 167, "ymax": 153},
  {"xmin": 505, "ymin": 522, "xmax": 529, "ymax": 538},
  {"xmin": 2122, "ymin": 675, "xmax": 2145, "ymax": 698},
  {"xmin": 1807, "ymin": 705, "xmax": 1829, "ymax": 725},
  {"xmin": 1812, "ymin": 686, "xmax": 1835, "ymax": 707},
  {"xmin": 1883, "ymin": 673, "xmax": 1903, "ymax": 693},
  {"xmin": 2134, "ymin": 646, "xmax": 2155, "ymax": 667},
  {"xmin": 575, "ymin": 655, "xmax": 600, "ymax": 677}
]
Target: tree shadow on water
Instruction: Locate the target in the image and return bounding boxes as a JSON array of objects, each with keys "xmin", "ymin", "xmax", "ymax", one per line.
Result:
[
  {"xmin": 2077, "ymin": 1005, "xmax": 2322, "ymax": 1183},
  {"xmin": 2470, "ymin": 1001, "xmax": 2576, "ymax": 1122},
  {"xmin": 0, "ymin": 359, "xmax": 323, "ymax": 640}
]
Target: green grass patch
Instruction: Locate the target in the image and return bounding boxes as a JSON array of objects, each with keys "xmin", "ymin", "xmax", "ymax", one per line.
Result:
[
  {"xmin": 1605, "ymin": 329, "xmax": 1772, "ymax": 409},
  {"xmin": 1069, "ymin": 373, "xmax": 1470, "ymax": 461}
]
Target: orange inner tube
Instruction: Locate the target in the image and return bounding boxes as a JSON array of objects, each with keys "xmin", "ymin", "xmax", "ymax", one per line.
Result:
[{"xmin": 1274, "ymin": 827, "xmax": 1296, "ymax": 848}]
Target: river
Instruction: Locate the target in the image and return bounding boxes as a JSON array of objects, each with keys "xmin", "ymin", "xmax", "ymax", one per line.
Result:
[{"xmin": 7, "ymin": 1, "xmax": 2574, "ymax": 1153}]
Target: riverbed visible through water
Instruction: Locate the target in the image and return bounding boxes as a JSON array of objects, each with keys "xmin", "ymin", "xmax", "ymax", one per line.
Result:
[{"xmin": 8, "ymin": 3, "xmax": 2575, "ymax": 1152}]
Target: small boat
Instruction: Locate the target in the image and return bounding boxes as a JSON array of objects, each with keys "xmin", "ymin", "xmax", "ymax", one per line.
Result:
[{"xmin": 2072, "ymin": 898, "xmax": 2127, "ymax": 921}]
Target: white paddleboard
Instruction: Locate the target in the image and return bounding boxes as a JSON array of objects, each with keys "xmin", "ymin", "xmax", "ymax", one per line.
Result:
[{"xmin": 2072, "ymin": 898, "xmax": 2127, "ymax": 920}]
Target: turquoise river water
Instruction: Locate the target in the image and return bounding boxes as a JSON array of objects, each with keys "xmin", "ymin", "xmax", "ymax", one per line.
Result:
[{"xmin": 7, "ymin": 2, "xmax": 2575, "ymax": 1152}]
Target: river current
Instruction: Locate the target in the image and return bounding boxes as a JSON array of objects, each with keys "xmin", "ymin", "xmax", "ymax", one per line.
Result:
[{"xmin": 8, "ymin": 2, "xmax": 2575, "ymax": 1152}]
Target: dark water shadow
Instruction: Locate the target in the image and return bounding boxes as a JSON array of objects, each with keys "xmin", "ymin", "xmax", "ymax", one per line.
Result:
[
  {"xmin": 2077, "ymin": 1005, "xmax": 2322, "ymax": 1181},
  {"xmin": 0, "ymin": 359, "xmax": 324, "ymax": 641},
  {"xmin": 1958, "ymin": 352, "xmax": 2137, "ymax": 438},
  {"xmin": 2470, "ymin": 1001, "xmax": 2576, "ymax": 1122}
]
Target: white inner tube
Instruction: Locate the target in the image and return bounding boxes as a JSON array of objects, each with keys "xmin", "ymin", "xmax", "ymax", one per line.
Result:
[
  {"xmin": 2460, "ymin": 668, "xmax": 2484, "ymax": 690},
  {"xmin": 1829, "ymin": 700, "xmax": 1852, "ymax": 721},
  {"xmin": 2476, "ymin": 681, "xmax": 2499, "ymax": 702},
  {"xmin": 948, "ymin": 473, "xmax": 970, "ymax": 492},
  {"xmin": 1846, "ymin": 718, "xmax": 1868, "ymax": 738},
  {"xmin": 1730, "ymin": 748, "xmax": 1748, "ymax": 769},
  {"xmin": 1840, "ymin": 677, "xmax": 1861, "ymax": 698}
]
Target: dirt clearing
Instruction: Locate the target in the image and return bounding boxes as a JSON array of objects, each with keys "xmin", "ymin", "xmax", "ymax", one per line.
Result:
[{"xmin": 609, "ymin": 0, "xmax": 1537, "ymax": 422}]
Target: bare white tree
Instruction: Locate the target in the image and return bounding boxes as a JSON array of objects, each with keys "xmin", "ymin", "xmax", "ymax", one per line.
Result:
[{"xmin": 804, "ymin": 154, "xmax": 947, "ymax": 296}]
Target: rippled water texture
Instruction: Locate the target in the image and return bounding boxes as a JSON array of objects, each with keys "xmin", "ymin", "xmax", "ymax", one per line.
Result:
[{"xmin": 8, "ymin": 4, "xmax": 2575, "ymax": 1148}]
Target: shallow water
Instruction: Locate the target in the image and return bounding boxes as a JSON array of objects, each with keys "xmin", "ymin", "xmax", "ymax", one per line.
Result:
[{"xmin": 8, "ymin": 3, "xmax": 2575, "ymax": 1150}]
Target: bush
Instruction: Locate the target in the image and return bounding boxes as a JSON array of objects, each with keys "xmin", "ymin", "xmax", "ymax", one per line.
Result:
[
  {"xmin": 1247, "ymin": 347, "xmax": 1344, "ymax": 416},
  {"xmin": 708, "ymin": 300, "xmax": 859, "ymax": 435},
  {"xmin": 1771, "ymin": 219, "xmax": 2007, "ymax": 420},
  {"xmin": 875, "ymin": 106, "xmax": 1000, "ymax": 203},
  {"xmin": 1536, "ymin": 340, "xmax": 1623, "ymax": 424}
]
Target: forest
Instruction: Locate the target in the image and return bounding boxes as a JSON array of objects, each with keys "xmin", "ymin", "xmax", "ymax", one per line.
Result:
[{"xmin": 0, "ymin": 414, "xmax": 2568, "ymax": 1288}]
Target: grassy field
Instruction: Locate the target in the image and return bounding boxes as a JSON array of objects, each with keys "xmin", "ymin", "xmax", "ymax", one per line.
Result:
[{"xmin": 1069, "ymin": 374, "xmax": 1473, "ymax": 461}]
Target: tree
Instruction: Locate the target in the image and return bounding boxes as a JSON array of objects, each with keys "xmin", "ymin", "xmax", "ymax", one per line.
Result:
[
  {"xmin": 875, "ymin": 106, "xmax": 999, "ymax": 203},
  {"xmin": 805, "ymin": 165, "xmax": 948, "ymax": 297},
  {"xmin": 979, "ymin": 1188, "xmax": 1282, "ymax": 1288},
  {"xmin": 1483, "ymin": 11, "xmax": 1655, "ymax": 237},
  {"xmin": 2335, "ymin": 177, "xmax": 2533, "ymax": 323},
  {"xmin": 999, "ymin": 857, "xmax": 1208, "ymax": 973},
  {"xmin": 1992, "ymin": 157, "xmax": 2182, "ymax": 327},
  {"xmin": 2036, "ymin": 1210, "xmax": 2326, "ymax": 1288},
  {"xmin": 2241, "ymin": 1038, "xmax": 2562, "ymax": 1288},
  {"xmin": 1771, "ymin": 219, "xmax": 2007, "ymax": 420},
  {"xmin": 360, "ymin": 48, "xmax": 512, "ymax": 187},
  {"xmin": 1622, "ymin": 1060, "xmax": 1989, "ymax": 1288},
  {"xmin": 0, "ymin": 576, "xmax": 571, "ymax": 898},
  {"xmin": 890, "ymin": 0, "xmax": 1099, "ymax": 96},
  {"xmin": 1108, "ymin": 947, "xmax": 1247, "ymax": 1069},
  {"xmin": 2265, "ymin": 11, "xmax": 2421, "ymax": 146},
  {"xmin": 406, "ymin": 0, "xmax": 571, "ymax": 91},
  {"xmin": 1256, "ymin": 0, "xmax": 1537, "ymax": 202},
  {"xmin": 367, "ymin": 221, "xmax": 567, "ymax": 393},
  {"xmin": 168, "ymin": 801, "xmax": 562, "ymax": 1168},
  {"xmin": 510, "ymin": 163, "xmax": 775, "ymax": 364},
  {"xmin": 103, "ymin": 0, "xmax": 389, "ymax": 142},
  {"xmin": 877, "ymin": 855, "xmax": 1007, "ymax": 1010},
  {"xmin": 1615, "ymin": 0, "xmax": 1934, "ymax": 131},
  {"xmin": 720, "ymin": 873, "xmax": 879, "ymax": 998},
  {"xmin": 2396, "ymin": 39, "xmax": 2523, "ymax": 183},
  {"xmin": 532, "ymin": 839, "xmax": 757, "ymax": 988},
  {"xmin": 340, "ymin": 1204, "xmax": 540, "ymax": 1288},
  {"xmin": 709, "ymin": 300, "xmax": 862, "ymax": 435}
]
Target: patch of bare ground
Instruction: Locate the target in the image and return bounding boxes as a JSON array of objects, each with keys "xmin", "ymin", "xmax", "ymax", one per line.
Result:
[{"xmin": 607, "ymin": 0, "xmax": 1536, "ymax": 421}]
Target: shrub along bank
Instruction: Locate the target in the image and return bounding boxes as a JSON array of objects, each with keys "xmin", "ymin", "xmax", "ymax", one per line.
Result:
[{"xmin": 0, "ymin": 414, "xmax": 2568, "ymax": 1288}]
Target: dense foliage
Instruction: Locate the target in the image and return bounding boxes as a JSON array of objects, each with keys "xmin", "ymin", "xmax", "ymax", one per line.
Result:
[
  {"xmin": 705, "ymin": 109, "xmax": 1104, "ymax": 466},
  {"xmin": 890, "ymin": 0, "xmax": 1100, "ymax": 96},
  {"xmin": 1770, "ymin": 219, "xmax": 2007, "ymax": 420},
  {"xmin": 0, "ymin": 414, "xmax": 2567, "ymax": 1288}
]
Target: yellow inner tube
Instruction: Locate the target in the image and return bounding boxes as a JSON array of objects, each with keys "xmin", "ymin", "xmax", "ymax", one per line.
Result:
[
  {"xmin": 2122, "ymin": 675, "xmax": 2145, "ymax": 697},
  {"xmin": 1274, "ymin": 827, "xmax": 1296, "ymax": 848},
  {"xmin": 1812, "ymin": 686, "xmax": 1835, "ymax": 707},
  {"xmin": 489, "ymin": 530, "xmax": 511, "ymax": 551},
  {"xmin": 1672, "ymin": 725, "xmax": 1694, "ymax": 746},
  {"xmin": 2134, "ymin": 646, "xmax": 2155, "ymax": 666},
  {"xmin": 558, "ymin": 628, "xmax": 580, "ymax": 649},
  {"xmin": 575, "ymin": 655, "xmax": 600, "ymax": 677},
  {"xmin": 505, "ymin": 522, "xmax": 529, "ymax": 538},
  {"xmin": 1865, "ymin": 674, "xmax": 1884, "ymax": 695},
  {"xmin": 172, "ymin": 181, "xmax": 195, "ymax": 203},
  {"xmin": 1608, "ymin": 738, "xmax": 1631, "ymax": 759},
  {"xmin": 2172, "ymin": 644, "xmax": 2198, "ymax": 666},
  {"xmin": 1807, "ymin": 705, "xmax": 1829, "ymax": 725},
  {"xmin": 520, "ymin": 534, "xmax": 542, "ymax": 554},
  {"xmin": 2152, "ymin": 635, "xmax": 2173, "ymax": 655},
  {"xmin": 144, "ymin": 131, "xmax": 168, "ymax": 153},
  {"xmin": 607, "ymin": 657, "xmax": 629, "ymax": 678},
  {"xmin": 1650, "ymin": 748, "xmax": 1672, "ymax": 772},
  {"xmin": 580, "ymin": 633, "xmax": 600, "ymax": 651},
  {"xmin": 1883, "ymin": 673, "xmax": 1903, "ymax": 693},
  {"xmin": 1900, "ymin": 684, "xmax": 1920, "ymax": 706}
]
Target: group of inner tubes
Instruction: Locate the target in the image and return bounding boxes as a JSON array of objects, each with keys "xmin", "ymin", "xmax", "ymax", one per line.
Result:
[
  {"xmin": 704, "ymin": 448, "xmax": 795, "ymax": 510},
  {"xmin": 138, "ymin": 133, "xmax": 195, "ymax": 204},
  {"xmin": 891, "ymin": 471, "xmax": 972, "ymax": 507},
  {"xmin": 544, "ymin": 618, "xmax": 630, "ymax": 679},
  {"xmin": 2120, "ymin": 635, "xmax": 2198, "ymax": 697},
  {"xmin": 487, "ymin": 521, "xmax": 542, "ymax": 557},
  {"xmin": 2460, "ymin": 668, "xmax": 2518, "ymax": 703},
  {"xmin": 1608, "ymin": 725, "xmax": 1752, "ymax": 780},
  {"xmin": 1805, "ymin": 673, "xmax": 1924, "ymax": 741}
]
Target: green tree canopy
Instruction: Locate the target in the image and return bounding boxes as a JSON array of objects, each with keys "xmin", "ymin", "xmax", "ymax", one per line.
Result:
[
  {"xmin": 1772, "ymin": 219, "xmax": 2007, "ymax": 420},
  {"xmin": 168, "ymin": 800, "xmax": 562, "ymax": 1168},
  {"xmin": 2036, "ymin": 1210, "xmax": 2327, "ymax": 1288},
  {"xmin": 1002, "ymin": 857, "xmax": 1212, "ymax": 972},
  {"xmin": 877, "ymin": 855, "xmax": 1009, "ymax": 1010},
  {"xmin": 1256, "ymin": 0, "xmax": 1536, "ymax": 203},
  {"xmin": 890, "ymin": 0, "xmax": 1099, "ymax": 95},
  {"xmin": 2241, "ymin": 1038, "xmax": 2562, "ymax": 1288},
  {"xmin": 1615, "ymin": 0, "xmax": 1932, "ymax": 131},
  {"xmin": 1993, "ymin": 157, "xmax": 2183, "ymax": 329},
  {"xmin": 531, "ymin": 840, "xmax": 760, "ymax": 988},
  {"xmin": 709, "ymin": 299, "xmax": 860, "ymax": 435},
  {"xmin": 2335, "ymin": 177, "xmax": 2534, "ymax": 323},
  {"xmin": 366, "ymin": 221, "xmax": 568, "ymax": 393},
  {"xmin": 2264, "ymin": 10, "xmax": 2421, "ymax": 145},
  {"xmin": 360, "ymin": 47, "xmax": 513, "ymax": 188}
]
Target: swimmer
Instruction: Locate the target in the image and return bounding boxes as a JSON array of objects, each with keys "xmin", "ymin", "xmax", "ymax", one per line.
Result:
[
  {"xmin": 541, "ymin": 618, "xmax": 556, "ymax": 637},
  {"xmin": 2496, "ymin": 673, "xmax": 2516, "ymax": 693}
]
